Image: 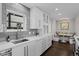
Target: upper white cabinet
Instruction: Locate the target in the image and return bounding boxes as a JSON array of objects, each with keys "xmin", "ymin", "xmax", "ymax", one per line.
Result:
[
  {"xmin": 42, "ymin": 13, "xmax": 49, "ymax": 34},
  {"xmin": 42, "ymin": 13, "xmax": 52, "ymax": 34},
  {"xmin": 30, "ymin": 7, "xmax": 43, "ymax": 29},
  {"xmin": 30, "ymin": 6, "xmax": 52, "ymax": 35},
  {"xmin": 0, "ymin": 4, "xmax": 3, "ymax": 32}
]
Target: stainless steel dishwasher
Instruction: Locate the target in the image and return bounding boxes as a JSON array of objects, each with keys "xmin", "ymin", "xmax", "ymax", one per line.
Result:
[{"xmin": 0, "ymin": 48, "xmax": 12, "ymax": 56}]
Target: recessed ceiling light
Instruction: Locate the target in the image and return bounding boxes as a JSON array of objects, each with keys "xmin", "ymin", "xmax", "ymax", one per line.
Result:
[{"xmin": 55, "ymin": 8, "xmax": 59, "ymax": 11}]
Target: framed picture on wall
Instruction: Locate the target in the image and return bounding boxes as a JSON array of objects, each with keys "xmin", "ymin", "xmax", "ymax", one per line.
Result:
[{"xmin": 60, "ymin": 22, "xmax": 69, "ymax": 30}]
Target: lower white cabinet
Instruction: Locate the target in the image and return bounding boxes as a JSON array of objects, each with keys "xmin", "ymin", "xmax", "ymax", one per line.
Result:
[
  {"xmin": 12, "ymin": 34, "xmax": 52, "ymax": 56},
  {"xmin": 12, "ymin": 44, "xmax": 25, "ymax": 56},
  {"xmin": 27, "ymin": 35, "xmax": 52, "ymax": 56},
  {"xmin": 41, "ymin": 38, "xmax": 46, "ymax": 53},
  {"xmin": 46, "ymin": 36, "xmax": 50, "ymax": 49},
  {"xmin": 41, "ymin": 35, "xmax": 52, "ymax": 53},
  {"xmin": 47, "ymin": 36, "xmax": 52, "ymax": 48},
  {"xmin": 12, "ymin": 43, "xmax": 28, "ymax": 56},
  {"xmin": 28, "ymin": 40, "xmax": 37, "ymax": 56},
  {"xmin": 36, "ymin": 39, "xmax": 42, "ymax": 56},
  {"xmin": 24, "ymin": 46, "xmax": 28, "ymax": 56}
]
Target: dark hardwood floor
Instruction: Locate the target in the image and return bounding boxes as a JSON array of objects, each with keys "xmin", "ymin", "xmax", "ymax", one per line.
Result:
[{"xmin": 42, "ymin": 41, "xmax": 73, "ymax": 56}]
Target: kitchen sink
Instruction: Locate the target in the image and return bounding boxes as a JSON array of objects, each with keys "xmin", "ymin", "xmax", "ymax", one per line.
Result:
[{"xmin": 12, "ymin": 39, "xmax": 28, "ymax": 44}]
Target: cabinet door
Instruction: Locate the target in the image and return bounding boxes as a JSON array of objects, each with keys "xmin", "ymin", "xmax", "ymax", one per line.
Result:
[
  {"xmin": 47, "ymin": 36, "xmax": 52, "ymax": 48},
  {"xmin": 24, "ymin": 46, "xmax": 28, "ymax": 56},
  {"xmin": 41, "ymin": 36, "xmax": 52, "ymax": 54},
  {"xmin": 30, "ymin": 7, "xmax": 38, "ymax": 29},
  {"xmin": 12, "ymin": 45, "xmax": 24, "ymax": 56},
  {"xmin": 38, "ymin": 10, "xmax": 43, "ymax": 29},
  {"xmin": 28, "ymin": 40, "xmax": 37, "ymax": 56},
  {"xmin": 30, "ymin": 9, "xmax": 37, "ymax": 29},
  {"xmin": 30, "ymin": 7, "xmax": 43, "ymax": 29},
  {"xmin": 0, "ymin": 4, "xmax": 3, "ymax": 32},
  {"xmin": 41, "ymin": 38, "xmax": 46, "ymax": 53},
  {"xmin": 36, "ymin": 39, "xmax": 42, "ymax": 56},
  {"xmin": 45, "ymin": 36, "xmax": 49, "ymax": 49}
]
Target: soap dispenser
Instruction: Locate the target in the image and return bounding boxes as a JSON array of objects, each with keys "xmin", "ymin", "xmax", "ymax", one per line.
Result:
[{"xmin": 6, "ymin": 35, "xmax": 10, "ymax": 42}]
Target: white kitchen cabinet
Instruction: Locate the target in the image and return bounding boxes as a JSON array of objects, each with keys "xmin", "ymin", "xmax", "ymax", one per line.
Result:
[
  {"xmin": 28, "ymin": 40, "xmax": 37, "ymax": 56},
  {"xmin": 47, "ymin": 35, "xmax": 52, "ymax": 48},
  {"xmin": 45, "ymin": 36, "xmax": 52, "ymax": 50},
  {"xmin": 24, "ymin": 46, "xmax": 28, "ymax": 56},
  {"xmin": 0, "ymin": 3, "xmax": 3, "ymax": 32},
  {"xmin": 12, "ymin": 34, "xmax": 52, "ymax": 56},
  {"xmin": 27, "ymin": 39, "xmax": 42, "ymax": 56},
  {"xmin": 35, "ymin": 39, "xmax": 42, "ymax": 56},
  {"xmin": 46, "ymin": 36, "xmax": 50, "ymax": 49},
  {"xmin": 41, "ymin": 38, "xmax": 47, "ymax": 53},
  {"xmin": 41, "ymin": 35, "xmax": 52, "ymax": 54},
  {"xmin": 12, "ymin": 45, "xmax": 25, "ymax": 56},
  {"xmin": 42, "ymin": 13, "xmax": 50, "ymax": 34},
  {"xmin": 27, "ymin": 36, "xmax": 52, "ymax": 56},
  {"xmin": 12, "ymin": 43, "xmax": 28, "ymax": 56},
  {"xmin": 30, "ymin": 7, "xmax": 43, "ymax": 29}
]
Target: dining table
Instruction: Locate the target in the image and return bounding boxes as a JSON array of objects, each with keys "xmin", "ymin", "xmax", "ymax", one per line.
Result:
[{"xmin": 58, "ymin": 33, "xmax": 74, "ymax": 43}]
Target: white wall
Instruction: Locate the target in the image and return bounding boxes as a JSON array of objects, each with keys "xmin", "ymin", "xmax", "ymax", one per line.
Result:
[
  {"xmin": 75, "ymin": 15, "xmax": 79, "ymax": 35},
  {"xmin": 51, "ymin": 18, "xmax": 75, "ymax": 35},
  {"xmin": 57, "ymin": 19, "xmax": 74, "ymax": 33},
  {"xmin": 51, "ymin": 19, "xmax": 56, "ymax": 35}
]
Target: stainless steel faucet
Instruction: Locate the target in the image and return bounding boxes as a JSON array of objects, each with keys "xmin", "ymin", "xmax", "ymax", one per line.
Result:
[
  {"xmin": 6, "ymin": 35, "xmax": 10, "ymax": 42},
  {"xmin": 16, "ymin": 23, "xmax": 21, "ymax": 39}
]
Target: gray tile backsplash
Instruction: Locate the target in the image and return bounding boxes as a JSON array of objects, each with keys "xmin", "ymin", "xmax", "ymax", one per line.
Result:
[{"xmin": 0, "ymin": 30, "xmax": 37, "ymax": 42}]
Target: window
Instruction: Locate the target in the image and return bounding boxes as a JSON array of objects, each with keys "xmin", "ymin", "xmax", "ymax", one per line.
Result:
[{"xmin": 7, "ymin": 13, "xmax": 24, "ymax": 29}]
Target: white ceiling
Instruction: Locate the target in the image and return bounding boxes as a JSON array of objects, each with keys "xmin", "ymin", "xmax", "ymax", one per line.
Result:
[{"xmin": 23, "ymin": 3, "xmax": 79, "ymax": 20}]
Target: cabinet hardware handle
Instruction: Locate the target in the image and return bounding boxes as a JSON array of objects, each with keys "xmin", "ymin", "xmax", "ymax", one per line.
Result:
[
  {"xmin": 24, "ymin": 47, "xmax": 26, "ymax": 56},
  {"xmin": 27, "ymin": 46, "xmax": 28, "ymax": 56}
]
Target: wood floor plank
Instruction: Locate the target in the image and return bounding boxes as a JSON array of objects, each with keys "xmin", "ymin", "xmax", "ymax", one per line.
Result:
[{"xmin": 42, "ymin": 41, "xmax": 73, "ymax": 56}]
